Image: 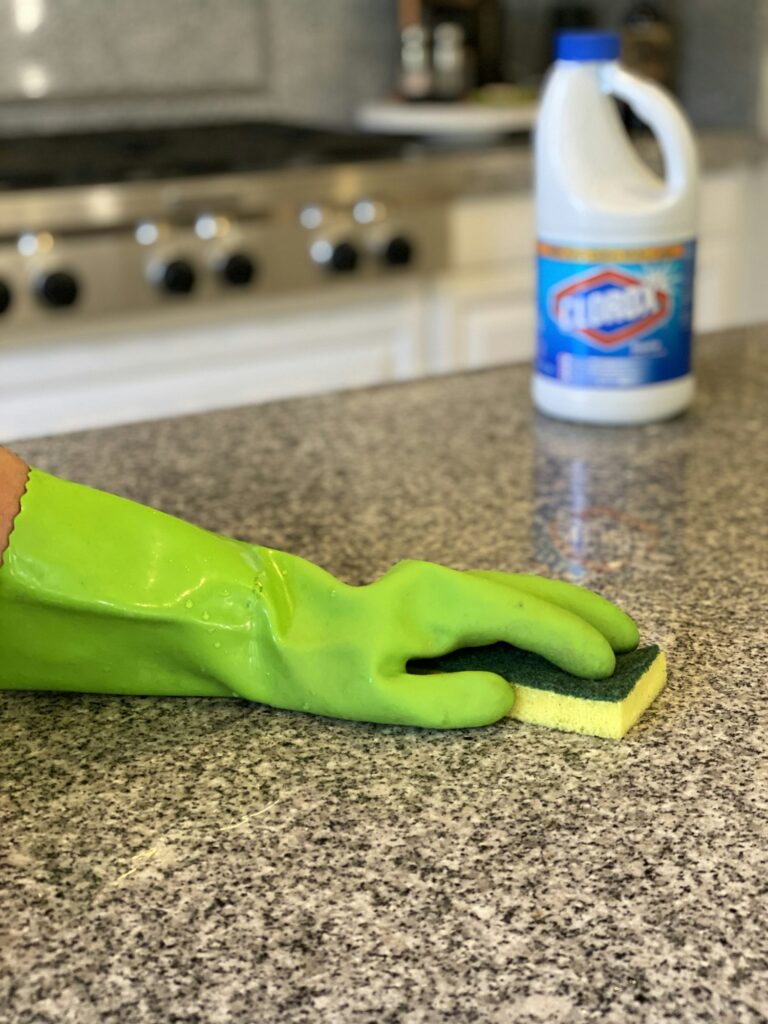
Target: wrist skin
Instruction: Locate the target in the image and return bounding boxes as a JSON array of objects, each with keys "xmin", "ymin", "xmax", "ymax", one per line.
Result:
[{"xmin": 0, "ymin": 448, "xmax": 29, "ymax": 567}]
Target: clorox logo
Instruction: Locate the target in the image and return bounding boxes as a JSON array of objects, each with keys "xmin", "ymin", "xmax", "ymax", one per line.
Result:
[{"xmin": 551, "ymin": 268, "xmax": 670, "ymax": 346}]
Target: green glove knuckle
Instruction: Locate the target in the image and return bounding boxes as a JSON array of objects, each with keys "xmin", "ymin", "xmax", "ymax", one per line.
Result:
[
  {"xmin": 471, "ymin": 570, "xmax": 639, "ymax": 655},
  {"xmin": 515, "ymin": 575, "xmax": 639, "ymax": 652}
]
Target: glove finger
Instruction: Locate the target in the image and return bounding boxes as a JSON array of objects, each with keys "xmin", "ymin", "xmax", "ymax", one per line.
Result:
[
  {"xmin": 468, "ymin": 571, "xmax": 640, "ymax": 653},
  {"xmin": 378, "ymin": 670, "xmax": 514, "ymax": 729},
  {"xmin": 381, "ymin": 561, "xmax": 616, "ymax": 679}
]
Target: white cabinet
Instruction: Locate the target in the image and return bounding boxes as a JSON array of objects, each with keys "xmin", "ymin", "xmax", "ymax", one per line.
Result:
[
  {"xmin": 427, "ymin": 267, "xmax": 535, "ymax": 373},
  {"xmin": 695, "ymin": 237, "xmax": 748, "ymax": 332},
  {"xmin": 694, "ymin": 167, "xmax": 752, "ymax": 331},
  {"xmin": 0, "ymin": 284, "xmax": 426, "ymax": 441},
  {"xmin": 427, "ymin": 195, "xmax": 536, "ymax": 372}
]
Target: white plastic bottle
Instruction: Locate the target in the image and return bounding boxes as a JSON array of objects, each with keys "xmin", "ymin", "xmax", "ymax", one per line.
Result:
[{"xmin": 532, "ymin": 30, "xmax": 698, "ymax": 424}]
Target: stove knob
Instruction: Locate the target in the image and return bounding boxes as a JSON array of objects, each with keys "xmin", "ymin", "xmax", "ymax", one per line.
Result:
[
  {"xmin": 331, "ymin": 242, "xmax": 359, "ymax": 273},
  {"xmin": 37, "ymin": 271, "xmax": 79, "ymax": 308},
  {"xmin": 219, "ymin": 253, "xmax": 256, "ymax": 287},
  {"xmin": 158, "ymin": 260, "xmax": 196, "ymax": 295},
  {"xmin": 310, "ymin": 239, "xmax": 360, "ymax": 273},
  {"xmin": 0, "ymin": 280, "xmax": 12, "ymax": 315},
  {"xmin": 382, "ymin": 235, "xmax": 415, "ymax": 267}
]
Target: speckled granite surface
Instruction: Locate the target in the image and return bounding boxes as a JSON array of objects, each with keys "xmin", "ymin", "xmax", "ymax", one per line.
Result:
[{"xmin": 2, "ymin": 328, "xmax": 767, "ymax": 1024}]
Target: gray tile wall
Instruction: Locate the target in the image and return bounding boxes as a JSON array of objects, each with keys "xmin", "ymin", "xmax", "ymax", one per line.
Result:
[
  {"xmin": 0, "ymin": 0, "xmax": 400, "ymax": 133},
  {"xmin": 501, "ymin": 0, "xmax": 762, "ymax": 131},
  {"xmin": 0, "ymin": 0, "xmax": 269, "ymax": 97},
  {"xmin": 0, "ymin": 0, "xmax": 758, "ymax": 135}
]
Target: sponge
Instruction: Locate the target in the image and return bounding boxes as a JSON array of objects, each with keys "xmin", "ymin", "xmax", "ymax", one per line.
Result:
[{"xmin": 413, "ymin": 644, "xmax": 666, "ymax": 739}]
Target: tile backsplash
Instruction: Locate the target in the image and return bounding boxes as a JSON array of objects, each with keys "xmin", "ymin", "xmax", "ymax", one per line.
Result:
[
  {"xmin": 0, "ymin": 0, "xmax": 268, "ymax": 98},
  {"xmin": 0, "ymin": 0, "xmax": 400, "ymax": 134},
  {"xmin": 0, "ymin": 0, "xmax": 759, "ymax": 134},
  {"xmin": 502, "ymin": 0, "xmax": 762, "ymax": 134}
]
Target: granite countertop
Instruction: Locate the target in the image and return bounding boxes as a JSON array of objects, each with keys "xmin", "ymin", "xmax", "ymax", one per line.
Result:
[
  {"xmin": 2, "ymin": 327, "xmax": 767, "ymax": 1024},
  {"xmin": 429, "ymin": 129, "xmax": 766, "ymax": 196}
]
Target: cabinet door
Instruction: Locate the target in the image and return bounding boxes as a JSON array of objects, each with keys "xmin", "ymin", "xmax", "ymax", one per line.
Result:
[
  {"xmin": 428, "ymin": 266, "xmax": 535, "ymax": 373},
  {"xmin": 0, "ymin": 285, "xmax": 426, "ymax": 441},
  {"xmin": 694, "ymin": 238, "xmax": 748, "ymax": 332},
  {"xmin": 461, "ymin": 296, "xmax": 536, "ymax": 369},
  {"xmin": 695, "ymin": 168, "xmax": 751, "ymax": 330}
]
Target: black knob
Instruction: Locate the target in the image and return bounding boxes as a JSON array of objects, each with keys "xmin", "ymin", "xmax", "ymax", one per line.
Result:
[
  {"xmin": 0, "ymin": 280, "xmax": 11, "ymax": 315},
  {"xmin": 383, "ymin": 236, "xmax": 414, "ymax": 267},
  {"xmin": 159, "ymin": 260, "xmax": 196, "ymax": 295},
  {"xmin": 330, "ymin": 242, "xmax": 359, "ymax": 273},
  {"xmin": 38, "ymin": 271, "xmax": 79, "ymax": 308},
  {"xmin": 220, "ymin": 253, "xmax": 256, "ymax": 287}
]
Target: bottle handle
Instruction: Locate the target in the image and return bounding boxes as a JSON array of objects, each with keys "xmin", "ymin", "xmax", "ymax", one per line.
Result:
[{"xmin": 600, "ymin": 63, "xmax": 698, "ymax": 197}]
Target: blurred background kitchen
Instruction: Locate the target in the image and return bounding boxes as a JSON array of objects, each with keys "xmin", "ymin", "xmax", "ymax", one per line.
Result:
[{"xmin": 0, "ymin": 0, "xmax": 765, "ymax": 440}]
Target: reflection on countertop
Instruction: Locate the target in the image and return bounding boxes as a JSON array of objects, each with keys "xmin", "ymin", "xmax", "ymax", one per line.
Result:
[{"xmin": 3, "ymin": 325, "xmax": 768, "ymax": 1023}]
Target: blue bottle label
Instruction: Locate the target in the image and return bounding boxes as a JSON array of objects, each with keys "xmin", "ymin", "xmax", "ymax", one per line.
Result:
[{"xmin": 536, "ymin": 240, "xmax": 696, "ymax": 387}]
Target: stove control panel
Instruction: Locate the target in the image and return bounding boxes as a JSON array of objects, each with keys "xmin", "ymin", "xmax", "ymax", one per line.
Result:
[{"xmin": 0, "ymin": 181, "xmax": 449, "ymax": 337}]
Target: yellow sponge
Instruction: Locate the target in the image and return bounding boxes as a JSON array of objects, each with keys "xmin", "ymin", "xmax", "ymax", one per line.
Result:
[
  {"xmin": 416, "ymin": 644, "xmax": 667, "ymax": 739},
  {"xmin": 508, "ymin": 648, "xmax": 667, "ymax": 739}
]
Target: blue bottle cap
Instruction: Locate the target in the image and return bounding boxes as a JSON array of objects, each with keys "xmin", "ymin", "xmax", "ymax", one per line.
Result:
[{"xmin": 556, "ymin": 30, "xmax": 621, "ymax": 62}]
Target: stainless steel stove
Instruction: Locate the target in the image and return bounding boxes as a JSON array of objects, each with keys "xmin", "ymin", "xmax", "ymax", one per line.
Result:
[
  {"xmin": 0, "ymin": 120, "xmax": 525, "ymax": 441},
  {"xmin": 0, "ymin": 121, "xmax": 515, "ymax": 337}
]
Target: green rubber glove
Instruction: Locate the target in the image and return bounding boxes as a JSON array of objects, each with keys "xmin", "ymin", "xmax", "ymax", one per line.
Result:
[{"xmin": 0, "ymin": 469, "xmax": 638, "ymax": 729}]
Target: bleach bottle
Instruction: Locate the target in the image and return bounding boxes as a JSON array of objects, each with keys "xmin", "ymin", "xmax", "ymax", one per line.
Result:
[{"xmin": 533, "ymin": 30, "xmax": 698, "ymax": 424}]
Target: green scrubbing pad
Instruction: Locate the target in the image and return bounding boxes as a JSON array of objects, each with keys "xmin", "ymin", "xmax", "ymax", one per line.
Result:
[{"xmin": 411, "ymin": 644, "xmax": 666, "ymax": 739}]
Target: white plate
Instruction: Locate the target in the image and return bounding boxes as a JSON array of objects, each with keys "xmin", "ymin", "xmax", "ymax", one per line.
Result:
[{"xmin": 356, "ymin": 100, "xmax": 538, "ymax": 139}]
